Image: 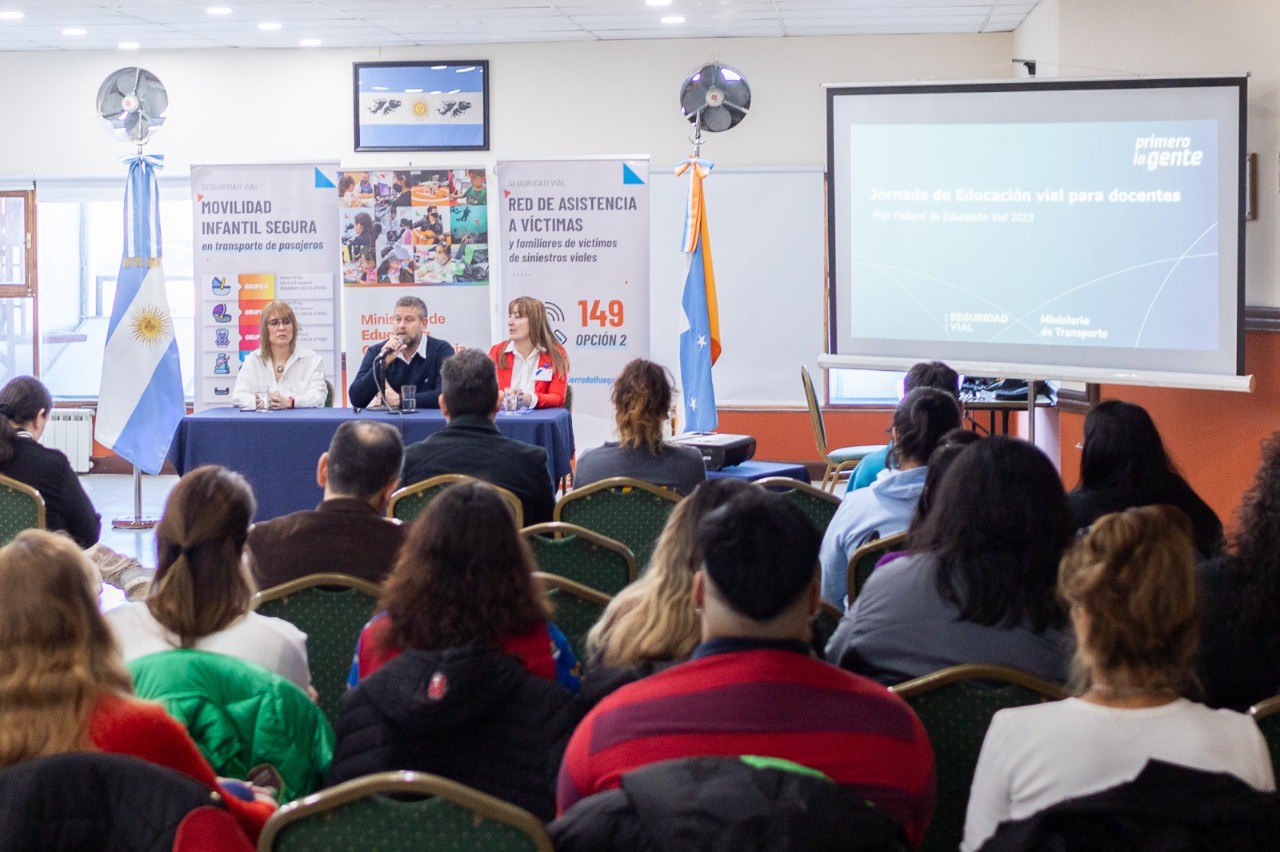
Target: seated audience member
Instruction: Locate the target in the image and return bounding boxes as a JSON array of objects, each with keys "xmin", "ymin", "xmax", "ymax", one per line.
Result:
[
  {"xmin": 247, "ymin": 420, "xmax": 404, "ymax": 588},
  {"xmin": 488, "ymin": 296, "xmax": 570, "ymax": 409},
  {"xmin": 846, "ymin": 360, "xmax": 961, "ymax": 494},
  {"xmin": 230, "ymin": 300, "xmax": 327, "ymax": 410},
  {"xmin": 0, "ymin": 530, "xmax": 274, "ymax": 841},
  {"xmin": 820, "ymin": 386, "xmax": 961, "ymax": 607},
  {"xmin": 574, "ymin": 359, "xmax": 706, "ymax": 496},
  {"xmin": 1069, "ymin": 400, "xmax": 1222, "ymax": 557},
  {"xmin": 328, "ymin": 481, "xmax": 576, "ymax": 820},
  {"xmin": 0, "ymin": 376, "xmax": 99, "ymax": 548},
  {"xmin": 557, "ymin": 490, "xmax": 935, "ymax": 846},
  {"xmin": 586, "ymin": 478, "xmax": 757, "ymax": 669},
  {"xmin": 106, "ymin": 466, "xmax": 311, "ymax": 691},
  {"xmin": 348, "ymin": 295, "xmax": 453, "ymax": 411},
  {"xmin": 962, "ymin": 506, "xmax": 1275, "ymax": 851},
  {"xmin": 401, "ymin": 348, "xmax": 556, "ymax": 524},
  {"xmin": 827, "ymin": 436, "xmax": 1074, "ymax": 686},
  {"xmin": 1199, "ymin": 431, "xmax": 1280, "ymax": 710}
]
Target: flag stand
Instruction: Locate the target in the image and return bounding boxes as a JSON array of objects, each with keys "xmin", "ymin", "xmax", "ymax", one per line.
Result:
[{"xmin": 111, "ymin": 465, "xmax": 159, "ymax": 529}]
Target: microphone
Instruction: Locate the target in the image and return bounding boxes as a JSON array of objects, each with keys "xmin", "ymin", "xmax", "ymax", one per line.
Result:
[{"xmin": 383, "ymin": 334, "xmax": 407, "ymax": 364}]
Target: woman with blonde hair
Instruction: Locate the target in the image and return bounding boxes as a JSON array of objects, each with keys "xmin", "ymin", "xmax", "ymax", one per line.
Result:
[
  {"xmin": 488, "ymin": 296, "xmax": 569, "ymax": 409},
  {"xmin": 231, "ymin": 300, "xmax": 328, "ymax": 410},
  {"xmin": 962, "ymin": 505, "xmax": 1274, "ymax": 850},
  {"xmin": 0, "ymin": 529, "xmax": 275, "ymax": 838},
  {"xmin": 106, "ymin": 465, "xmax": 310, "ymax": 690},
  {"xmin": 574, "ymin": 358, "xmax": 705, "ymax": 495},
  {"xmin": 586, "ymin": 478, "xmax": 756, "ymax": 667}
]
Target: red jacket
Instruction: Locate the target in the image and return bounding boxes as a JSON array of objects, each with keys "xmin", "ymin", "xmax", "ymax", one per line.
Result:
[{"xmin": 488, "ymin": 341, "xmax": 568, "ymax": 409}]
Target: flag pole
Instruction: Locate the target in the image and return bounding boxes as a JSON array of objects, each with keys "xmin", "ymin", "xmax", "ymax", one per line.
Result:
[{"xmin": 112, "ymin": 465, "xmax": 159, "ymax": 529}]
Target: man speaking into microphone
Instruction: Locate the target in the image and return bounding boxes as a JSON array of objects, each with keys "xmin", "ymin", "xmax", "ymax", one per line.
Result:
[{"xmin": 349, "ymin": 295, "xmax": 454, "ymax": 410}]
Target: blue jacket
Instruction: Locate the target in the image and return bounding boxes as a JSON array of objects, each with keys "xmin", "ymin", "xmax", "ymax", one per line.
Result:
[
  {"xmin": 844, "ymin": 444, "xmax": 891, "ymax": 495},
  {"xmin": 820, "ymin": 465, "xmax": 927, "ymax": 608},
  {"xmin": 348, "ymin": 335, "xmax": 453, "ymax": 410}
]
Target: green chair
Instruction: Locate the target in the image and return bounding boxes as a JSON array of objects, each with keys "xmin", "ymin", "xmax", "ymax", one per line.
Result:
[
  {"xmin": 258, "ymin": 770, "xmax": 553, "ymax": 852},
  {"xmin": 801, "ymin": 366, "xmax": 883, "ymax": 493},
  {"xmin": 522, "ymin": 522, "xmax": 636, "ymax": 596},
  {"xmin": 810, "ymin": 600, "xmax": 843, "ymax": 658},
  {"xmin": 388, "ymin": 474, "xmax": 523, "ymax": 528},
  {"xmin": 253, "ymin": 573, "xmax": 382, "ymax": 728},
  {"xmin": 554, "ymin": 477, "xmax": 681, "ymax": 570},
  {"xmin": 537, "ymin": 572, "xmax": 612, "ymax": 664},
  {"xmin": 1250, "ymin": 695, "xmax": 1280, "ymax": 774},
  {"xmin": 756, "ymin": 476, "xmax": 842, "ymax": 536},
  {"xmin": 846, "ymin": 530, "xmax": 909, "ymax": 605},
  {"xmin": 324, "ymin": 379, "xmax": 334, "ymax": 407},
  {"xmin": 892, "ymin": 664, "xmax": 1070, "ymax": 852},
  {"xmin": 0, "ymin": 472, "xmax": 44, "ymax": 546}
]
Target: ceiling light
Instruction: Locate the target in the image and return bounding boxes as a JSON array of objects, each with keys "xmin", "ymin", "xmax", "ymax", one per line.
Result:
[
  {"xmin": 660, "ymin": 15, "xmax": 685, "ymax": 23},
  {"xmin": 257, "ymin": 21, "xmax": 281, "ymax": 31},
  {"xmin": 206, "ymin": 6, "xmax": 232, "ymax": 14},
  {"xmin": 118, "ymin": 41, "xmax": 140, "ymax": 50},
  {"xmin": 645, "ymin": 0, "xmax": 672, "ymax": 5},
  {"xmin": 299, "ymin": 37, "xmax": 321, "ymax": 46},
  {"xmin": 62, "ymin": 27, "xmax": 87, "ymax": 36},
  {"xmin": 0, "ymin": 10, "xmax": 23, "ymax": 21}
]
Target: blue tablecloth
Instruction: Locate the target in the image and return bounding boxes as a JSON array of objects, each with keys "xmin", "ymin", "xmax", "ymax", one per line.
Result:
[
  {"xmin": 708, "ymin": 460, "xmax": 811, "ymax": 484},
  {"xmin": 169, "ymin": 407, "xmax": 575, "ymax": 521}
]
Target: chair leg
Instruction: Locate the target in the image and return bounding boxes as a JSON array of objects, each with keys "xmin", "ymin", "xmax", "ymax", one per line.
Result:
[{"xmin": 821, "ymin": 463, "xmax": 838, "ymax": 493}]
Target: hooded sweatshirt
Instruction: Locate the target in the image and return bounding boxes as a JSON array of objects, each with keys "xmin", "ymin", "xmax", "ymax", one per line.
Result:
[
  {"xmin": 326, "ymin": 643, "xmax": 573, "ymax": 820},
  {"xmin": 820, "ymin": 466, "xmax": 928, "ymax": 608}
]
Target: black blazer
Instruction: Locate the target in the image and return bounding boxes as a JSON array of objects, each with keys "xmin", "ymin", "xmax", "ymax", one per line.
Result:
[
  {"xmin": 0, "ymin": 435, "xmax": 100, "ymax": 548},
  {"xmin": 348, "ymin": 335, "xmax": 454, "ymax": 410},
  {"xmin": 402, "ymin": 414, "xmax": 555, "ymax": 525}
]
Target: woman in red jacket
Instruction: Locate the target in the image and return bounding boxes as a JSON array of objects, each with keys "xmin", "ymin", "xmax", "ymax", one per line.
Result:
[
  {"xmin": 0, "ymin": 530, "xmax": 274, "ymax": 841},
  {"xmin": 488, "ymin": 296, "xmax": 569, "ymax": 409}
]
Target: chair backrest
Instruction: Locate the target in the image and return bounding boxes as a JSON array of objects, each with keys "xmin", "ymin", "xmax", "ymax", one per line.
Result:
[
  {"xmin": 800, "ymin": 365, "xmax": 829, "ymax": 458},
  {"xmin": 756, "ymin": 476, "xmax": 841, "ymax": 535},
  {"xmin": 891, "ymin": 664, "xmax": 1070, "ymax": 852},
  {"xmin": 536, "ymin": 572, "xmax": 612, "ymax": 664},
  {"xmin": 324, "ymin": 380, "xmax": 334, "ymax": 407},
  {"xmin": 1250, "ymin": 695, "xmax": 1280, "ymax": 776},
  {"xmin": 846, "ymin": 530, "xmax": 909, "ymax": 604},
  {"xmin": 810, "ymin": 600, "xmax": 844, "ymax": 658},
  {"xmin": 258, "ymin": 770, "xmax": 553, "ymax": 852},
  {"xmin": 253, "ymin": 573, "xmax": 383, "ymax": 728},
  {"xmin": 522, "ymin": 522, "xmax": 636, "ymax": 596},
  {"xmin": 388, "ymin": 474, "xmax": 524, "ymax": 527},
  {"xmin": 554, "ymin": 477, "xmax": 681, "ymax": 570},
  {"xmin": 563, "ymin": 383, "xmax": 573, "ymax": 412},
  {"xmin": 0, "ymin": 471, "xmax": 44, "ymax": 546}
]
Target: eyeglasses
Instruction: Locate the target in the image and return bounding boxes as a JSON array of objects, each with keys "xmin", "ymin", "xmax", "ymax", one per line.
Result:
[{"xmin": 266, "ymin": 318, "xmax": 293, "ymax": 327}]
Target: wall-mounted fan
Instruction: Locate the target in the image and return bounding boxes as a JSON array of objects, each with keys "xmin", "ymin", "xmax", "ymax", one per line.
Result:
[
  {"xmin": 680, "ymin": 62, "xmax": 751, "ymax": 148},
  {"xmin": 96, "ymin": 66, "xmax": 168, "ymax": 148}
]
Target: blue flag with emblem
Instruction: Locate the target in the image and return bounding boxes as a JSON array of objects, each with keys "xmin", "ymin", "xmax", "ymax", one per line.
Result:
[
  {"xmin": 676, "ymin": 157, "xmax": 721, "ymax": 432},
  {"xmin": 94, "ymin": 155, "xmax": 185, "ymax": 475}
]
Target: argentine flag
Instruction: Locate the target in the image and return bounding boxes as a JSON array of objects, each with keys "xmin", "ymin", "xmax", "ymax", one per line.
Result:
[
  {"xmin": 95, "ymin": 156, "xmax": 184, "ymax": 475},
  {"xmin": 677, "ymin": 157, "xmax": 721, "ymax": 433}
]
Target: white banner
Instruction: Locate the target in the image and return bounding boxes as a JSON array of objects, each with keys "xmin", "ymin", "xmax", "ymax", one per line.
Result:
[
  {"xmin": 495, "ymin": 158, "xmax": 650, "ymax": 449},
  {"xmin": 191, "ymin": 163, "xmax": 342, "ymax": 410},
  {"xmin": 339, "ymin": 168, "xmax": 492, "ymax": 403}
]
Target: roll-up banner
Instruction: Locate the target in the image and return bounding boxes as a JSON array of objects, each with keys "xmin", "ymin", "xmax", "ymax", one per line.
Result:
[
  {"xmin": 338, "ymin": 167, "xmax": 492, "ymax": 403},
  {"xmin": 191, "ymin": 162, "xmax": 342, "ymax": 411},
  {"xmin": 494, "ymin": 158, "xmax": 650, "ymax": 449}
]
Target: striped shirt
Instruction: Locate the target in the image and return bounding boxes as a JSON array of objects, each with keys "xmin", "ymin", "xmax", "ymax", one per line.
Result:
[{"xmin": 557, "ymin": 638, "xmax": 935, "ymax": 845}]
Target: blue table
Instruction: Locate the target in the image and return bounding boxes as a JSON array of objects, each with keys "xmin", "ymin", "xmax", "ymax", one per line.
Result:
[
  {"xmin": 169, "ymin": 407, "xmax": 575, "ymax": 521},
  {"xmin": 708, "ymin": 460, "xmax": 811, "ymax": 484}
]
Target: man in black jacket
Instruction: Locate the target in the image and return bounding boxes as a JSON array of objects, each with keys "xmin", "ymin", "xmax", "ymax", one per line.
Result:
[
  {"xmin": 401, "ymin": 348, "xmax": 555, "ymax": 525},
  {"xmin": 348, "ymin": 295, "xmax": 453, "ymax": 410}
]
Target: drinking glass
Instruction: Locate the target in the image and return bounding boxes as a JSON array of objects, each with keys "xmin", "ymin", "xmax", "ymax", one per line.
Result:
[
  {"xmin": 401, "ymin": 385, "xmax": 417, "ymax": 413},
  {"xmin": 255, "ymin": 386, "xmax": 270, "ymax": 410}
]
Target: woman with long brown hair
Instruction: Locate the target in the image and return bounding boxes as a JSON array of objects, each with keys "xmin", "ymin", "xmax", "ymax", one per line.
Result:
[
  {"xmin": 962, "ymin": 506, "xmax": 1274, "ymax": 850},
  {"xmin": 488, "ymin": 296, "xmax": 569, "ymax": 409},
  {"xmin": 574, "ymin": 358, "xmax": 705, "ymax": 496},
  {"xmin": 0, "ymin": 529, "xmax": 275, "ymax": 838},
  {"xmin": 105, "ymin": 465, "xmax": 310, "ymax": 689},
  {"xmin": 230, "ymin": 300, "xmax": 328, "ymax": 410}
]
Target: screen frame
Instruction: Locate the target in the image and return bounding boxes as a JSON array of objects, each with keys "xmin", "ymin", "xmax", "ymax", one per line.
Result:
[{"xmin": 353, "ymin": 60, "xmax": 491, "ymax": 153}]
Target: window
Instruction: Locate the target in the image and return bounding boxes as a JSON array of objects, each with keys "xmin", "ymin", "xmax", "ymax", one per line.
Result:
[
  {"xmin": 0, "ymin": 190, "xmax": 36, "ymax": 386},
  {"xmin": 828, "ymin": 368, "xmax": 905, "ymax": 406},
  {"xmin": 36, "ymin": 179, "xmax": 194, "ymax": 401}
]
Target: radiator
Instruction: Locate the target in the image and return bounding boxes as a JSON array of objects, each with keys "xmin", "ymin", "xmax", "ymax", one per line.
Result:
[{"xmin": 42, "ymin": 409, "xmax": 94, "ymax": 473}]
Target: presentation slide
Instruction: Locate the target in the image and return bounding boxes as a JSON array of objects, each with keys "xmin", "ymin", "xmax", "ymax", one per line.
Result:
[{"xmin": 850, "ymin": 120, "xmax": 1218, "ymax": 350}]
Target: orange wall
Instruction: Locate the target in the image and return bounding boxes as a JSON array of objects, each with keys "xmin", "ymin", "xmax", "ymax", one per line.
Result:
[{"xmin": 718, "ymin": 408, "xmax": 894, "ymax": 463}]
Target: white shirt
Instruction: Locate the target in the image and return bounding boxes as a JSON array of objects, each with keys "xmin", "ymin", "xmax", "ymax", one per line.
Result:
[
  {"xmin": 962, "ymin": 697, "xmax": 1276, "ymax": 850},
  {"xmin": 504, "ymin": 339, "xmax": 545, "ymax": 401},
  {"xmin": 395, "ymin": 334, "xmax": 429, "ymax": 365},
  {"xmin": 230, "ymin": 346, "xmax": 327, "ymax": 409},
  {"xmin": 106, "ymin": 601, "xmax": 312, "ymax": 690}
]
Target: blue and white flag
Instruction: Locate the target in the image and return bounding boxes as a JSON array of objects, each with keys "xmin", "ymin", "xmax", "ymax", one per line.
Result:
[
  {"xmin": 95, "ymin": 155, "xmax": 184, "ymax": 475},
  {"xmin": 676, "ymin": 157, "xmax": 721, "ymax": 433}
]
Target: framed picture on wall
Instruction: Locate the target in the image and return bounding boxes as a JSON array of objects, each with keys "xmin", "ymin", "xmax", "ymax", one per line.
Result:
[{"xmin": 353, "ymin": 60, "xmax": 490, "ymax": 152}]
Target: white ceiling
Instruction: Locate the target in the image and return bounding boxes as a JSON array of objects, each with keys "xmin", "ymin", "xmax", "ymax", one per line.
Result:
[{"xmin": 0, "ymin": 0, "xmax": 1041, "ymax": 51}]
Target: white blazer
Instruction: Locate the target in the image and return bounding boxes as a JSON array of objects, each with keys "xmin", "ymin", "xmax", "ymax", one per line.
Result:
[{"xmin": 231, "ymin": 346, "xmax": 328, "ymax": 409}]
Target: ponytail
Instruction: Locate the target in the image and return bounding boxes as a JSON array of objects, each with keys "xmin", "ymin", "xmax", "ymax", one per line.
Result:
[{"xmin": 892, "ymin": 387, "xmax": 961, "ymax": 467}]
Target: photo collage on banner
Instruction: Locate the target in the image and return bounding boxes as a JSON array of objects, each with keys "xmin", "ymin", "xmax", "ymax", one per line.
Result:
[
  {"xmin": 339, "ymin": 168, "xmax": 492, "ymax": 402},
  {"xmin": 192, "ymin": 163, "xmax": 341, "ymax": 411}
]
